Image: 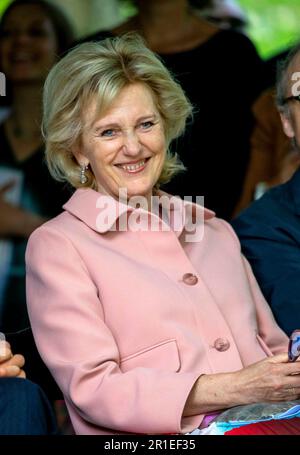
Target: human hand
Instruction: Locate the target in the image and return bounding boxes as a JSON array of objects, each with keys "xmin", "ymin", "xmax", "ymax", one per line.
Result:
[
  {"xmin": 184, "ymin": 353, "xmax": 300, "ymax": 417},
  {"xmin": 231, "ymin": 353, "xmax": 300, "ymax": 403},
  {"xmin": 0, "ymin": 341, "xmax": 26, "ymax": 379}
]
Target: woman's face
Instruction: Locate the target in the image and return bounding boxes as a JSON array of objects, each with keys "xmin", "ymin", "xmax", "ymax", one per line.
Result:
[
  {"xmin": 73, "ymin": 83, "xmax": 166, "ymax": 204},
  {"xmin": 0, "ymin": 3, "xmax": 58, "ymax": 83}
]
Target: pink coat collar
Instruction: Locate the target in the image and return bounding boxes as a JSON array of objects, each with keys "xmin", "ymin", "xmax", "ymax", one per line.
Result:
[{"xmin": 63, "ymin": 188, "xmax": 215, "ymax": 235}]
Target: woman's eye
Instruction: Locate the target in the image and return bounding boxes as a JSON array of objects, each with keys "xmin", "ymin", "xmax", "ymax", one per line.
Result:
[
  {"xmin": 101, "ymin": 129, "xmax": 116, "ymax": 137},
  {"xmin": 140, "ymin": 121, "xmax": 154, "ymax": 130}
]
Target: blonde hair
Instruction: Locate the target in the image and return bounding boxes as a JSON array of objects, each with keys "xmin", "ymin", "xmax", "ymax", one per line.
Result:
[{"xmin": 43, "ymin": 33, "xmax": 193, "ymax": 189}]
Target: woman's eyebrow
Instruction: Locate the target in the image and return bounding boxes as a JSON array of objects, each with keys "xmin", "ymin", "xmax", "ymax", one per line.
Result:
[
  {"xmin": 92, "ymin": 114, "xmax": 159, "ymax": 133},
  {"xmin": 94, "ymin": 122, "xmax": 119, "ymax": 131}
]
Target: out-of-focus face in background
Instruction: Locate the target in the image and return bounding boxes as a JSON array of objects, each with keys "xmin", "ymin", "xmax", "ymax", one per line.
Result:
[
  {"xmin": 195, "ymin": 0, "xmax": 248, "ymax": 34},
  {"xmin": 0, "ymin": 3, "xmax": 58, "ymax": 83}
]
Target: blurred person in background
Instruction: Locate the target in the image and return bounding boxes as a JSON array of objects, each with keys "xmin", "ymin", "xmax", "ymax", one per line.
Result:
[
  {"xmin": 191, "ymin": 2, "xmax": 293, "ymax": 214},
  {"xmin": 0, "ymin": 0, "xmax": 74, "ymax": 401},
  {"xmin": 188, "ymin": 1, "xmax": 300, "ymax": 216},
  {"xmin": 0, "ymin": 340, "xmax": 57, "ymax": 435},
  {"xmin": 233, "ymin": 86, "xmax": 299, "ymax": 214},
  {"xmin": 0, "ymin": 0, "xmax": 73, "ymax": 333},
  {"xmin": 232, "ymin": 43, "xmax": 300, "ymax": 336},
  {"xmin": 230, "ymin": 2, "xmax": 300, "ymax": 214}
]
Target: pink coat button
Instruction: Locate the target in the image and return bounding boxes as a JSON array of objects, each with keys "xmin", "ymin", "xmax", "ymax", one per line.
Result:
[
  {"xmin": 182, "ymin": 273, "xmax": 198, "ymax": 285},
  {"xmin": 214, "ymin": 338, "xmax": 230, "ymax": 352}
]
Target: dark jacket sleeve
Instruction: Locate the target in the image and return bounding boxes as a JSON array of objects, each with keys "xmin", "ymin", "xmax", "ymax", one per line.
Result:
[{"xmin": 231, "ymin": 189, "xmax": 300, "ymax": 336}]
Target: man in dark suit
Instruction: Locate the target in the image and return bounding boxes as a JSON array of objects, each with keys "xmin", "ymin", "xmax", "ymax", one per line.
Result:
[
  {"xmin": 0, "ymin": 340, "xmax": 57, "ymax": 434},
  {"xmin": 232, "ymin": 43, "xmax": 300, "ymax": 336}
]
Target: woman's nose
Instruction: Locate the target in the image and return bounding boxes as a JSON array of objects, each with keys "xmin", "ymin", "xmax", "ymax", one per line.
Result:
[{"xmin": 122, "ymin": 131, "xmax": 141, "ymax": 155}]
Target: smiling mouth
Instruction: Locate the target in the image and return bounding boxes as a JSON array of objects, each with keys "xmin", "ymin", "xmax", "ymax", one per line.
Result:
[{"xmin": 116, "ymin": 158, "xmax": 150, "ymax": 174}]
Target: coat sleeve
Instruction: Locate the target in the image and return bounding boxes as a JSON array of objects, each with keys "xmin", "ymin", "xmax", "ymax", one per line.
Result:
[{"xmin": 25, "ymin": 224, "xmax": 200, "ymax": 434}]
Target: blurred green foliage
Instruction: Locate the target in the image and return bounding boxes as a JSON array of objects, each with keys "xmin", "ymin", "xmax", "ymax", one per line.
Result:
[
  {"xmin": 119, "ymin": 0, "xmax": 137, "ymax": 18},
  {"xmin": 239, "ymin": 0, "xmax": 300, "ymax": 59},
  {"xmin": 0, "ymin": 0, "xmax": 11, "ymax": 16}
]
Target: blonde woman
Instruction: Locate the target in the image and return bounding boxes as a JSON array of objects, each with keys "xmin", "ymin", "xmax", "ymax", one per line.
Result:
[{"xmin": 26, "ymin": 35, "xmax": 298, "ymax": 436}]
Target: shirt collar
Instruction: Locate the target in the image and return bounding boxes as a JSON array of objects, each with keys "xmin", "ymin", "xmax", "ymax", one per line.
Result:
[{"xmin": 63, "ymin": 188, "xmax": 215, "ymax": 236}]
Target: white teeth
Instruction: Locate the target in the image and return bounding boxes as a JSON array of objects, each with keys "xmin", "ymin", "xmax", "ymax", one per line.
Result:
[{"xmin": 120, "ymin": 160, "xmax": 145, "ymax": 171}]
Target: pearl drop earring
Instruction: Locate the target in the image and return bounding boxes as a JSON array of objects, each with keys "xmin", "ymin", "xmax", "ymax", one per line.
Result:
[{"xmin": 80, "ymin": 164, "xmax": 89, "ymax": 184}]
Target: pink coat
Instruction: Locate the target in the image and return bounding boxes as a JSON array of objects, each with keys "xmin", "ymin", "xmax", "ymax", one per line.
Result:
[{"xmin": 25, "ymin": 188, "xmax": 288, "ymax": 435}]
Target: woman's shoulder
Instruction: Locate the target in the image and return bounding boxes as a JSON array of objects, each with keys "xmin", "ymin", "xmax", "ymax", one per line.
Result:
[
  {"xmin": 27, "ymin": 188, "xmax": 99, "ymax": 245},
  {"xmin": 28, "ymin": 211, "xmax": 73, "ymax": 243},
  {"xmin": 203, "ymin": 211, "xmax": 242, "ymax": 250},
  {"xmin": 25, "ymin": 210, "xmax": 89, "ymax": 276}
]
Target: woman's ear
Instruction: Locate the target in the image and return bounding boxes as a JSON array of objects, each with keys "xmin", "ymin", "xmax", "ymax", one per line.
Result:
[
  {"xmin": 71, "ymin": 142, "xmax": 89, "ymax": 167},
  {"xmin": 280, "ymin": 111, "xmax": 295, "ymax": 138}
]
